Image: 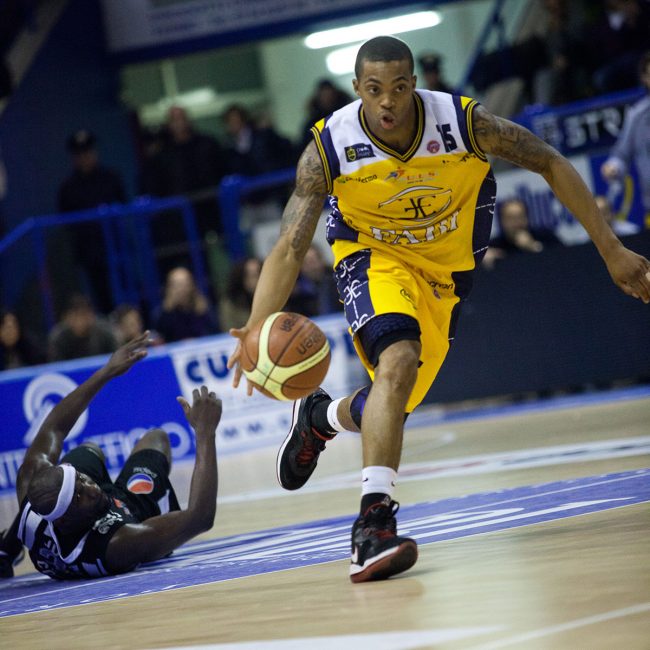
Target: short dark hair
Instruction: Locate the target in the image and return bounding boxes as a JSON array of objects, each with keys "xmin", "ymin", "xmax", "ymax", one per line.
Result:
[
  {"xmin": 354, "ymin": 36, "xmax": 414, "ymax": 79},
  {"xmin": 221, "ymin": 104, "xmax": 251, "ymax": 124}
]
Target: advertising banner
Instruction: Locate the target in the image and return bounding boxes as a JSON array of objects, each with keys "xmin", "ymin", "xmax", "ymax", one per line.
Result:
[
  {"xmin": 516, "ymin": 89, "xmax": 645, "ymax": 156},
  {"xmin": 0, "ymin": 314, "xmax": 365, "ymax": 493}
]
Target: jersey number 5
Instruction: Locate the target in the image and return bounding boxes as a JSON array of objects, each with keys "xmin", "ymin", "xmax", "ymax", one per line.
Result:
[{"xmin": 436, "ymin": 123, "xmax": 458, "ymax": 152}]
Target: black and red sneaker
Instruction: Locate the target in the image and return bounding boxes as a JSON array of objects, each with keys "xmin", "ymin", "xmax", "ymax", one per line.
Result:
[
  {"xmin": 276, "ymin": 388, "xmax": 334, "ymax": 490},
  {"xmin": 349, "ymin": 499, "xmax": 418, "ymax": 583}
]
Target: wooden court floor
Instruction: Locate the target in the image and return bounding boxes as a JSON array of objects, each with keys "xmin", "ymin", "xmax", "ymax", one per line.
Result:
[{"xmin": 1, "ymin": 390, "xmax": 649, "ymax": 649}]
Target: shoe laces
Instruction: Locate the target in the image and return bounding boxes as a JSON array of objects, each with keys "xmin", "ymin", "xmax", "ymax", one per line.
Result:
[
  {"xmin": 362, "ymin": 501, "xmax": 399, "ymax": 539},
  {"xmin": 296, "ymin": 428, "xmax": 327, "ymax": 465}
]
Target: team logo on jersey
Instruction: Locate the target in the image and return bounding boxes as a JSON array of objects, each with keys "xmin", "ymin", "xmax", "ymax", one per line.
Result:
[
  {"xmin": 378, "ymin": 185, "xmax": 452, "ymax": 226},
  {"xmin": 126, "ymin": 473, "xmax": 154, "ymax": 494},
  {"xmin": 344, "ymin": 143, "xmax": 375, "ymax": 162},
  {"xmin": 427, "ymin": 140, "xmax": 440, "ymax": 153}
]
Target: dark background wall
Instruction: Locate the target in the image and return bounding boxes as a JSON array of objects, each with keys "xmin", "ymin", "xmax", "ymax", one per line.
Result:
[
  {"xmin": 427, "ymin": 233, "xmax": 650, "ymax": 403},
  {"xmin": 0, "ymin": 0, "xmax": 135, "ymax": 231}
]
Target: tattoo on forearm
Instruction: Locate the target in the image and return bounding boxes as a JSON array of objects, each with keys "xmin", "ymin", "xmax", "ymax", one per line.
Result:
[
  {"xmin": 473, "ymin": 105, "xmax": 558, "ymax": 174},
  {"xmin": 280, "ymin": 142, "xmax": 328, "ymax": 255}
]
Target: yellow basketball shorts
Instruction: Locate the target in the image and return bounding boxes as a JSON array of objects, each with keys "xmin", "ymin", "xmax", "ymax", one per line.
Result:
[{"xmin": 333, "ymin": 247, "xmax": 461, "ymax": 412}]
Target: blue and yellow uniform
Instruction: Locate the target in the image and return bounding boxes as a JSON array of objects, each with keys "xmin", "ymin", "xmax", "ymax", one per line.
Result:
[{"xmin": 311, "ymin": 90, "xmax": 496, "ymax": 411}]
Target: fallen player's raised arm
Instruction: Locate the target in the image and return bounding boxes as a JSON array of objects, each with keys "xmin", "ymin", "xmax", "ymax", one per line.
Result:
[
  {"xmin": 16, "ymin": 333, "xmax": 150, "ymax": 503},
  {"xmin": 104, "ymin": 386, "xmax": 221, "ymax": 572}
]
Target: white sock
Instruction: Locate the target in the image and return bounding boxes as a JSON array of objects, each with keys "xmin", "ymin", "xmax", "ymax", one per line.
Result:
[
  {"xmin": 326, "ymin": 398, "xmax": 346, "ymax": 433},
  {"xmin": 361, "ymin": 466, "xmax": 397, "ymax": 498}
]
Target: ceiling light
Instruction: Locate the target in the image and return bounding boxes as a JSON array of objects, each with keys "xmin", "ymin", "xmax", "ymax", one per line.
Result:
[
  {"xmin": 326, "ymin": 44, "xmax": 363, "ymax": 75},
  {"xmin": 305, "ymin": 11, "xmax": 442, "ymax": 49}
]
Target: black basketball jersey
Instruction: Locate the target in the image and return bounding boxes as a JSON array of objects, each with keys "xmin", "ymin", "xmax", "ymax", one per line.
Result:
[{"xmin": 17, "ymin": 493, "xmax": 138, "ymax": 580}]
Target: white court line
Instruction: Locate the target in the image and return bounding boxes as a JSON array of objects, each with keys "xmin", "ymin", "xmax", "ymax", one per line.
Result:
[
  {"xmin": 468, "ymin": 602, "xmax": 650, "ymax": 649},
  {"xmin": 151, "ymin": 627, "xmax": 505, "ymax": 650}
]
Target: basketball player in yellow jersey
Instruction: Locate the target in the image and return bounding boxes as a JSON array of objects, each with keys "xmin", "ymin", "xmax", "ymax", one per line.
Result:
[{"xmin": 228, "ymin": 36, "xmax": 650, "ymax": 583}]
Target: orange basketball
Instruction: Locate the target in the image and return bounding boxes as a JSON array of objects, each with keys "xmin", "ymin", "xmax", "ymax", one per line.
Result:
[{"xmin": 240, "ymin": 312, "xmax": 331, "ymax": 401}]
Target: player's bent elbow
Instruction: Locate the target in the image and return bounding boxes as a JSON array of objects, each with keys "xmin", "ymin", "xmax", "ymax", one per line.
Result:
[{"xmin": 193, "ymin": 504, "xmax": 216, "ymax": 534}]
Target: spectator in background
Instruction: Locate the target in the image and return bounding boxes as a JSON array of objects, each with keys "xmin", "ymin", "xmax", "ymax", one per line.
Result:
[
  {"xmin": 0, "ymin": 310, "xmax": 46, "ymax": 370},
  {"xmin": 58, "ymin": 129, "xmax": 127, "ymax": 314},
  {"xmin": 136, "ymin": 125, "xmax": 167, "ymax": 197},
  {"xmin": 586, "ymin": 0, "xmax": 650, "ymax": 94},
  {"xmin": 285, "ymin": 244, "xmax": 340, "ymax": 317},
  {"xmin": 48, "ymin": 294, "xmax": 117, "ymax": 361},
  {"xmin": 142, "ymin": 106, "xmax": 226, "ymax": 246},
  {"xmin": 221, "ymin": 104, "xmax": 296, "ymax": 257},
  {"xmin": 601, "ymin": 51, "xmax": 650, "ymax": 227},
  {"xmin": 482, "ymin": 198, "xmax": 561, "ymax": 269},
  {"xmin": 154, "ymin": 267, "xmax": 218, "ymax": 343},
  {"xmin": 222, "ymin": 104, "xmax": 296, "ymax": 179},
  {"xmin": 219, "ymin": 257, "xmax": 262, "ymax": 331},
  {"xmin": 300, "ymin": 80, "xmax": 353, "ymax": 148},
  {"xmin": 532, "ymin": 0, "xmax": 591, "ymax": 106},
  {"xmin": 146, "ymin": 106, "xmax": 225, "ymax": 199},
  {"xmin": 111, "ymin": 303, "xmax": 162, "ymax": 347},
  {"xmin": 417, "ymin": 52, "xmax": 455, "ymax": 94}
]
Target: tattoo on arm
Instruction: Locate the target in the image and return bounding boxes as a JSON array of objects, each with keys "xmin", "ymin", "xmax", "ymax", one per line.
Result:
[
  {"xmin": 472, "ymin": 104, "xmax": 560, "ymax": 174},
  {"xmin": 280, "ymin": 140, "xmax": 328, "ymax": 257}
]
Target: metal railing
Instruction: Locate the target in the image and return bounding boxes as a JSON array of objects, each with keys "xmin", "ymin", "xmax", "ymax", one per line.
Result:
[{"xmin": 0, "ymin": 168, "xmax": 296, "ymax": 331}]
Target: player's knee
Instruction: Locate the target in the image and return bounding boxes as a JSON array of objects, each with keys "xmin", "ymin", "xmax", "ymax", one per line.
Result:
[
  {"xmin": 132, "ymin": 428, "xmax": 172, "ymax": 465},
  {"xmin": 79, "ymin": 441, "xmax": 105, "ymax": 463},
  {"xmin": 376, "ymin": 340, "xmax": 420, "ymax": 390}
]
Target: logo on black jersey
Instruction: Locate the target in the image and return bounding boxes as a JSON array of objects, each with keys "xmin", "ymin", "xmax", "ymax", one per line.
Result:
[{"xmin": 345, "ymin": 143, "xmax": 375, "ymax": 162}]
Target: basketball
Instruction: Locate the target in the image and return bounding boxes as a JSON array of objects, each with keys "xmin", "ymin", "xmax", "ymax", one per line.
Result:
[{"xmin": 240, "ymin": 312, "xmax": 331, "ymax": 401}]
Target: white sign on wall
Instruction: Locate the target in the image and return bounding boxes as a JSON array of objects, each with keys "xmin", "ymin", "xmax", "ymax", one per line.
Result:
[{"xmin": 101, "ymin": 0, "xmax": 383, "ymax": 52}]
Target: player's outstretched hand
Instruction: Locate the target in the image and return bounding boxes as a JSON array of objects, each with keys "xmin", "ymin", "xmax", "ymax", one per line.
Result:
[
  {"xmin": 604, "ymin": 244, "xmax": 650, "ymax": 304},
  {"xmin": 177, "ymin": 385, "xmax": 222, "ymax": 436},
  {"xmin": 227, "ymin": 326, "xmax": 254, "ymax": 396},
  {"xmin": 104, "ymin": 331, "xmax": 150, "ymax": 377}
]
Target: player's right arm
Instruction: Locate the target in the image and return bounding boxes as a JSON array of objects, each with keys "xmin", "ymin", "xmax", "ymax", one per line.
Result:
[
  {"xmin": 227, "ymin": 139, "xmax": 329, "ymax": 391},
  {"xmin": 104, "ymin": 386, "xmax": 221, "ymax": 573}
]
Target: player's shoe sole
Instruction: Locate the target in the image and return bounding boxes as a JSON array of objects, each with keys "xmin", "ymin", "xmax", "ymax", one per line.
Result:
[{"xmin": 349, "ymin": 540, "xmax": 418, "ymax": 583}]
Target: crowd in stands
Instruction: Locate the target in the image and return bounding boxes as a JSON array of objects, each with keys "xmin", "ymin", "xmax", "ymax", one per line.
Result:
[
  {"xmin": 1, "ymin": 0, "xmax": 649, "ymax": 370},
  {"xmin": 470, "ymin": 0, "xmax": 650, "ymax": 108}
]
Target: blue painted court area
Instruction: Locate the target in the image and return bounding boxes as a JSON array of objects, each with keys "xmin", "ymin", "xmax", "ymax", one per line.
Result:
[{"xmin": 1, "ymin": 468, "xmax": 648, "ymax": 618}]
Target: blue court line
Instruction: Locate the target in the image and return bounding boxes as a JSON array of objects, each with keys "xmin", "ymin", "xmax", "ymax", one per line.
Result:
[{"xmin": 1, "ymin": 468, "xmax": 648, "ymax": 618}]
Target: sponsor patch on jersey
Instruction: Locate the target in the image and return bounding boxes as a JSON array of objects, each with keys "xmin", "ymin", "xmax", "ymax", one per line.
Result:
[
  {"xmin": 427, "ymin": 140, "xmax": 440, "ymax": 153},
  {"xmin": 345, "ymin": 143, "xmax": 375, "ymax": 162},
  {"xmin": 126, "ymin": 473, "xmax": 154, "ymax": 494}
]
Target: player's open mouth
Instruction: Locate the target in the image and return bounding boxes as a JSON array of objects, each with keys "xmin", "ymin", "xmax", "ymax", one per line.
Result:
[{"xmin": 380, "ymin": 114, "xmax": 395, "ymax": 129}]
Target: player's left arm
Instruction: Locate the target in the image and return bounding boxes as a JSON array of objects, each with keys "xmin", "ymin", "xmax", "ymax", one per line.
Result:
[
  {"xmin": 471, "ymin": 104, "xmax": 650, "ymax": 303},
  {"xmin": 105, "ymin": 386, "xmax": 220, "ymax": 572}
]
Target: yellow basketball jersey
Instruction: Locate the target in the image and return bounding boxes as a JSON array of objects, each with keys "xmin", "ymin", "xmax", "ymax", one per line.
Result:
[{"xmin": 311, "ymin": 90, "xmax": 496, "ymax": 285}]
